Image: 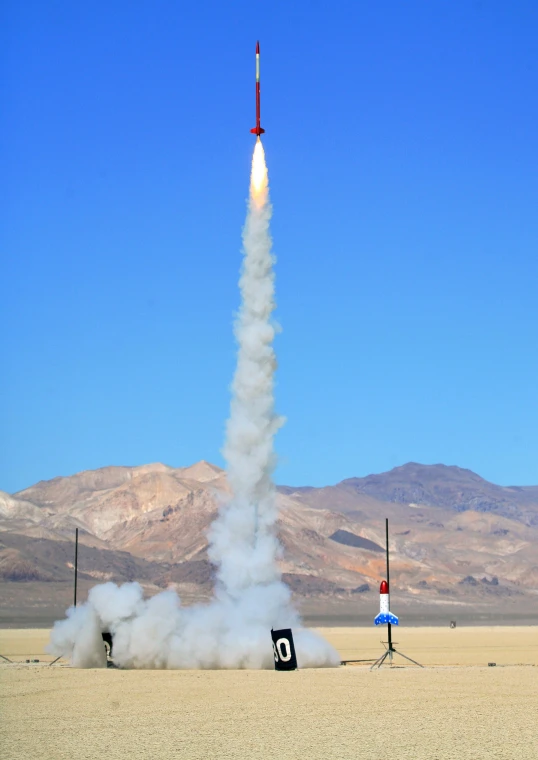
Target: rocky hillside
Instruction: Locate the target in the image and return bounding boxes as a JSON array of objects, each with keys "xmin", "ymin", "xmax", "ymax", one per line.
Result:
[
  {"xmin": 1, "ymin": 462, "xmax": 538, "ymax": 618},
  {"xmin": 337, "ymin": 463, "xmax": 538, "ymax": 525}
]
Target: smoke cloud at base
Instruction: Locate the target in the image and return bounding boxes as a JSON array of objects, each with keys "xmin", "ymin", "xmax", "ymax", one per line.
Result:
[
  {"xmin": 47, "ymin": 141, "xmax": 340, "ymax": 669},
  {"xmin": 48, "ymin": 581, "xmax": 339, "ymax": 669}
]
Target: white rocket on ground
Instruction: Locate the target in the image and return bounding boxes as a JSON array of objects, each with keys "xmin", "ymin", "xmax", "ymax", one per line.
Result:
[{"xmin": 374, "ymin": 580, "xmax": 399, "ymax": 626}]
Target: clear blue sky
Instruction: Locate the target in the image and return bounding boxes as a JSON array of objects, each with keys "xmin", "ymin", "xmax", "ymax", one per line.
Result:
[{"xmin": 2, "ymin": 1, "xmax": 537, "ymax": 493}]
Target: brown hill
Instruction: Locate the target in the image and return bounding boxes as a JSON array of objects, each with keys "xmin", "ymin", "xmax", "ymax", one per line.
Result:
[
  {"xmin": 337, "ymin": 463, "xmax": 538, "ymax": 525},
  {"xmin": 1, "ymin": 461, "xmax": 538, "ymax": 625}
]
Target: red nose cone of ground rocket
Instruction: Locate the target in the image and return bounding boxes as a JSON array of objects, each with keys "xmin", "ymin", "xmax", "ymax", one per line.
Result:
[{"xmin": 380, "ymin": 580, "xmax": 389, "ymax": 594}]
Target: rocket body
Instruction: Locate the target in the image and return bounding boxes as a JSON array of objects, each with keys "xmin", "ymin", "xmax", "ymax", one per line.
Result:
[
  {"xmin": 374, "ymin": 580, "xmax": 399, "ymax": 626},
  {"xmin": 250, "ymin": 41, "xmax": 265, "ymax": 136}
]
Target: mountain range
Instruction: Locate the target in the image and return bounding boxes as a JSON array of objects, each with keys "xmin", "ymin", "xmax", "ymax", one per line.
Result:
[{"xmin": 1, "ymin": 461, "xmax": 537, "ymax": 625}]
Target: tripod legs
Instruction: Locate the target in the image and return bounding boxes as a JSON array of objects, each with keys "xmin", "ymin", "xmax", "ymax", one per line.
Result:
[
  {"xmin": 391, "ymin": 648, "xmax": 424, "ymax": 668},
  {"xmin": 370, "ymin": 649, "xmax": 390, "ymax": 669},
  {"xmin": 370, "ymin": 646, "xmax": 423, "ymax": 669}
]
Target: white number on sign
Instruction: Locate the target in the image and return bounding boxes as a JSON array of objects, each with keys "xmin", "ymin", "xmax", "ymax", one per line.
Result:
[{"xmin": 276, "ymin": 638, "xmax": 292, "ymax": 662}]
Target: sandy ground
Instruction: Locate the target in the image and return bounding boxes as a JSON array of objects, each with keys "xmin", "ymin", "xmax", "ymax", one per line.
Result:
[{"xmin": 1, "ymin": 627, "xmax": 537, "ymax": 759}]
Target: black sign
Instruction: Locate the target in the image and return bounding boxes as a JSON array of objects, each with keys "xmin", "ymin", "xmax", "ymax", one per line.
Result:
[{"xmin": 271, "ymin": 628, "xmax": 298, "ymax": 671}]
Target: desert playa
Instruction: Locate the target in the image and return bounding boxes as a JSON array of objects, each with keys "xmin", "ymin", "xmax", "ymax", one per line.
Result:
[{"xmin": 2, "ymin": 626, "xmax": 537, "ymax": 760}]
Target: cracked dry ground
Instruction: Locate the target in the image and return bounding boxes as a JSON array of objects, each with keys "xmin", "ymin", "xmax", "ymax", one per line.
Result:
[
  {"xmin": 1, "ymin": 627, "xmax": 537, "ymax": 759},
  {"xmin": 3, "ymin": 667, "xmax": 538, "ymax": 758}
]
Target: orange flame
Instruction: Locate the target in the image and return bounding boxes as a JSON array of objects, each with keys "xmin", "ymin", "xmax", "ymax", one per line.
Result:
[{"xmin": 250, "ymin": 138, "xmax": 268, "ymax": 207}]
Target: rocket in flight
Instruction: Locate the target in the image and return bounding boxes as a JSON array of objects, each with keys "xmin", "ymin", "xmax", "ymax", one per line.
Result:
[{"xmin": 250, "ymin": 41, "xmax": 265, "ymax": 137}]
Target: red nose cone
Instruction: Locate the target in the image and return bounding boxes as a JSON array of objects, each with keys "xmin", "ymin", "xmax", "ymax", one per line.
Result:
[
  {"xmin": 380, "ymin": 580, "xmax": 389, "ymax": 594},
  {"xmin": 256, "ymin": 41, "xmax": 260, "ymax": 54}
]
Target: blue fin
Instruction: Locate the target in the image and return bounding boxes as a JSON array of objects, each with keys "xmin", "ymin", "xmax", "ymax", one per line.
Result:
[{"xmin": 374, "ymin": 612, "xmax": 399, "ymax": 626}]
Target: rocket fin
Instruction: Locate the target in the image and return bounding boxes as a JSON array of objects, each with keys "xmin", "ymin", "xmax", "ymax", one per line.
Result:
[{"xmin": 374, "ymin": 612, "xmax": 399, "ymax": 626}]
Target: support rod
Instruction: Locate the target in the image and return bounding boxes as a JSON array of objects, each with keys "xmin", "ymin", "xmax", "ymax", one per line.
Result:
[
  {"xmin": 74, "ymin": 528, "xmax": 78, "ymax": 607},
  {"xmin": 386, "ymin": 518, "xmax": 392, "ymax": 654}
]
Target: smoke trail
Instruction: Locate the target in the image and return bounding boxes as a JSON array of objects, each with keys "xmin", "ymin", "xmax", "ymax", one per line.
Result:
[
  {"xmin": 47, "ymin": 141, "xmax": 340, "ymax": 670},
  {"xmin": 208, "ymin": 139, "xmax": 283, "ymax": 594}
]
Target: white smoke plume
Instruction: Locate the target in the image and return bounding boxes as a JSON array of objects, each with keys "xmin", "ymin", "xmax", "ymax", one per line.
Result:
[
  {"xmin": 209, "ymin": 139, "xmax": 283, "ymax": 594},
  {"xmin": 47, "ymin": 141, "xmax": 340, "ymax": 669}
]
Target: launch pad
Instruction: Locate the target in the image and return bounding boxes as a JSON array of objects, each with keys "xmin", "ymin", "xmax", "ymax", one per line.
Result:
[
  {"xmin": 371, "ymin": 519, "xmax": 423, "ymax": 670},
  {"xmin": 370, "ymin": 631, "xmax": 424, "ymax": 669}
]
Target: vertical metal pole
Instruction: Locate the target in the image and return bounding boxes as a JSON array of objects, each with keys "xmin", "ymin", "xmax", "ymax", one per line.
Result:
[
  {"xmin": 385, "ymin": 518, "xmax": 390, "ymax": 589},
  {"xmin": 386, "ymin": 518, "xmax": 393, "ymax": 657},
  {"xmin": 74, "ymin": 528, "xmax": 78, "ymax": 607}
]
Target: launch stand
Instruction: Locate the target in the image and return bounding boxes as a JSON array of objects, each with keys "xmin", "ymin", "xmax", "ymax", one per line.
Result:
[
  {"xmin": 50, "ymin": 529, "xmax": 79, "ymax": 668},
  {"xmin": 370, "ymin": 519, "xmax": 423, "ymax": 670},
  {"xmin": 370, "ymin": 624, "xmax": 423, "ymax": 669}
]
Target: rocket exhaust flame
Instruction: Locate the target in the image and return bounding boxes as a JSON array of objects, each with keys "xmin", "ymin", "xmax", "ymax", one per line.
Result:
[
  {"xmin": 250, "ymin": 139, "xmax": 268, "ymax": 205},
  {"xmin": 46, "ymin": 134, "xmax": 339, "ymax": 669}
]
